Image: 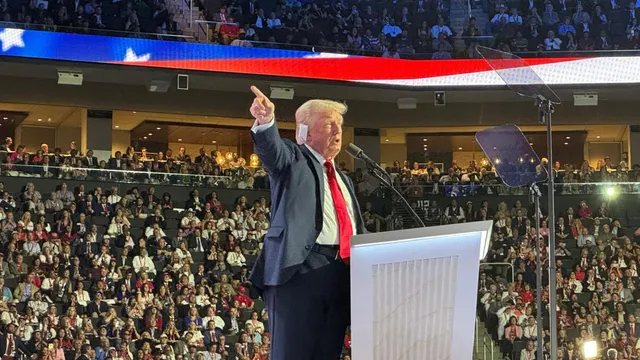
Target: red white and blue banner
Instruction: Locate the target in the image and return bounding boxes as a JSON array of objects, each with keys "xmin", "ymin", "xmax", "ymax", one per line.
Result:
[{"xmin": 1, "ymin": 27, "xmax": 640, "ymax": 88}]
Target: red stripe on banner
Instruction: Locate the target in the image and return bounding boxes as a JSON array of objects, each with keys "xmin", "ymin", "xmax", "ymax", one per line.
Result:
[{"xmin": 115, "ymin": 56, "xmax": 583, "ymax": 81}]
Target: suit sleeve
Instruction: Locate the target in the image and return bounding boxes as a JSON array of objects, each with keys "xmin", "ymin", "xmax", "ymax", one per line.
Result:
[{"xmin": 250, "ymin": 119, "xmax": 295, "ymax": 175}]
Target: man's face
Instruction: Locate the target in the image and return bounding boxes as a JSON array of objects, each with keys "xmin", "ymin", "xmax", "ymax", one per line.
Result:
[{"xmin": 307, "ymin": 110, "xmax": 343, "ymax": 160}]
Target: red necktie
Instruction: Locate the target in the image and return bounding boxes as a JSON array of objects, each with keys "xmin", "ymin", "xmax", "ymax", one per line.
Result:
[
  {"xmin": 324, "ymin": 161, "xmax": 353, "ymax": 259},
  {"xmin": 6, "ymin": 334, "xmax": 14, "ymax": 356}
]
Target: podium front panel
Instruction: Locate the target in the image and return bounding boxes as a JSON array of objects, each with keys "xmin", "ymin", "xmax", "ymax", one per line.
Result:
[{"xmin": 350, "ymin": 225, "xmax": 488, "ymax": 360}]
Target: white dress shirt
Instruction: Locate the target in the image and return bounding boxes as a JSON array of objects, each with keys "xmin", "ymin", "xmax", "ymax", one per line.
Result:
[
  {"xmin": 227, "ymin": 251, "xmax": 246, "ymax": 267},
  {"xmin": 203, "ymin": 315, "xmax": 226, "ymax": 330},
  {"xmin": 431, "ymin": 25, "xmax": 452, "ymax": 38},
  {"xmin": 133, "ymin": 255, "xmax": 156, "ymax": 274},
  {"xmin": 252, "ymin": 119, "xmax": 357, "ymax": 246},
  {"xmin": 75, "ymin": 290, "xmax": 90, "ymax": 306},
  {"xmin": 107, "ymin": 194, "xmax": 121, "ymax": 204}
]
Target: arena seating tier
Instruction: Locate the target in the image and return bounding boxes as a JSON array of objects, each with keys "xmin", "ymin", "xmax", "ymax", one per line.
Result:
[{"xmin": 0, "ymin": 144, "xmax": 637, "ymax": 359}]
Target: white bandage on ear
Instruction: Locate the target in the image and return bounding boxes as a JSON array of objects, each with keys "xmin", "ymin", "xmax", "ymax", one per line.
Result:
[{"xmin": 296, "ymin": 123, "xmax": 308, "ymax": 145}]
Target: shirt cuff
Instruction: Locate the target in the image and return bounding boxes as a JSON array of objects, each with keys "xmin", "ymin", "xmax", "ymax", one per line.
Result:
[{"xmin": 251, "ymin": 118, "xmax": 275, "ymax": 133}]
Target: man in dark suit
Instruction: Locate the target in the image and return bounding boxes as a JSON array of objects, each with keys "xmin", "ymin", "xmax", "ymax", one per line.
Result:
[
  {"xmin": 0, "ymin": 323, "xmax": 31, "ymax": 359},
  {"xmin": 78, "ymin": 194, "xmax": 98, "ymax": 216},
  {"xmin": 86, "ymin": 292, "xmax": 110, "ymax": 317},
  {"xmin": 248, "ymin": 86, "xmax": 365, "ymax": 360},
  {"xmin": 194, "ymin": 148, "xmax": 208, "ymax": 164},
  {"xmin": 623, "ymin": 314, "xmax": 638, "ymax": 337},
  {"xmin": 97, "ymin": 195, "xmax": 112, "ymax": 217},
  {"xmin": 141, "ymin": 186, "xmax": 160, "ymax": 207},
  {"xmin": 76, "ymin": 344, "xmax": 92, "ymax": 360},
  {"xmin": 108, "ymin": 151, "xmax": 123, "ymax": 170},
  {"xmin": 82, "ymin": 149, "xmax": 99, "ymax": 168},
  {"xmin": 188, "ymin": 228, "xmax": 209, "ymax": 253}
]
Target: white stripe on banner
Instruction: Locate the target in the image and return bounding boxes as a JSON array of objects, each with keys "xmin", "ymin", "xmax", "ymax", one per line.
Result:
[{"xmin": 354, "ymin": 57, "xmax": 640, "ymax": 87}]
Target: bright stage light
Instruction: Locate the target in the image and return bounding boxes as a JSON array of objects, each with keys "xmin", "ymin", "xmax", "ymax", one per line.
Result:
[
  {"xmin": 583, "ymin": 340, "xmax": 598, "ymax": 359},
  {"xmin": 605, "ymin": 187, "xmax": 615, "ymax": 197}
]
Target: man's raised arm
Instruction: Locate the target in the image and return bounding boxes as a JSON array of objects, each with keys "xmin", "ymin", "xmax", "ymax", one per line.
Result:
[{"xmin": 249, "ymin": 86, "xmax": 293, "ymax": 173}]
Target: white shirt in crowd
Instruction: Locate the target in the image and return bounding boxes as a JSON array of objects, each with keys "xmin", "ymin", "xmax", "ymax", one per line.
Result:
[
  {"xmin": 382, "ymin": 23, "xmax": 402, "ymax": 37},
  {"xmin": 133, "ymin": 255, "xmax": 156, "ymax": 275},
  {"xmin": 227, "ymin": 251, "xmax": 247, "ymax": 267},
  {"xmin": 107, "ymin": 194, "xmax": 121, "ymax": 204},
  {"xmin": 545, "ymin": 37, "xmax": 562, "ymax": 50},
  {"xmin": 431, "ymin": 25, "xmax": 452, "ymax": 38},
  {"xmin": 491, "ymin": 12, "xmax": 509, "ymax": 24}
]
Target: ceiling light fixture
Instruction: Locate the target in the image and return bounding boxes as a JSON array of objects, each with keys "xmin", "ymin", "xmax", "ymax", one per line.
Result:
[
  {"xmin": 178, "ymin": 138, "xmax": 182, "ymax": 142},
  {"xmin": 143, "ymin": 136, "xmax": 147, "ymax": 139},
  {"xmin": 596, "ymin": 135, "xmax": 601, "ymax": 139},
  {"xmin": 148, "ymin": 133, "xmax": 153, "ymax": 136},
  {"xmin": 37, "ymin": 118, "xmax": 42, "ymax": 122},
  {"xmin": 133, "ymin": 111, "xmax": 137, "ymax": 114},
  {"xmin": 47, "ymin": 118, "xmax": 51, "ymax": 122},
  {"xmin": 564, "ymin": 142, "xmax": 569, "ymax": 145},
  {"xmin": 458, "ymin": 147, "xmax": 463, "ymax": 150},
  {"xmin": 2, "ymin": 117, "xmax": 6, "ymax": 120},
  {"xmin": 212, "ymin": 140, "xmax": 217, "ymax": 144},
  {"xmin": 566, "ymin": 136, "xmax": 571, "ymax": 139},
  {"xmin": 156, "ymin": 127, "xmax": 161, "ymax": 130},
  {"xmin": 114, "ymin": 125, "xmax": 120, "ymax": 128}
]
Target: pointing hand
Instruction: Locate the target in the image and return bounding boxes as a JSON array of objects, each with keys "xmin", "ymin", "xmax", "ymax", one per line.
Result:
[{"xmin": 250, "ymin": 86, "xmax": 275, "ymax": 125}]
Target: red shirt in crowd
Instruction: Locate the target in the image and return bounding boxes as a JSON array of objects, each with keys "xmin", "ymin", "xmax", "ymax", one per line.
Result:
[{"xmin": 220, "ymin": 23, "xmax": 239, "ymax": 38}]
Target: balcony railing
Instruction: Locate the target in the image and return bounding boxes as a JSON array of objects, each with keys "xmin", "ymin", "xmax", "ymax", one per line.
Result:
[{"xmin": 0, "ymin": 162, "xmax": 263, "ymax": 190}]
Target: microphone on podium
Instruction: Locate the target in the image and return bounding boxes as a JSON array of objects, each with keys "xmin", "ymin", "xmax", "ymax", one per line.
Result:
[
  {"xmin": 345, "ymin": 143, "xmax": 390, "ymax": 183},
  {"xmin": 345, "ymin": 143, "xmax": 424, "ymax": 227},
  {"xmin": 345, "ymin": 143, "xmax": 378, "ymax": 170}
]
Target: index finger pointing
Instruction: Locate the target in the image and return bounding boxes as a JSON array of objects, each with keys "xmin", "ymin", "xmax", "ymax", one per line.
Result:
[{"xmin": 250, "ymin": 86, "xmax": 266, "ymax": 99}]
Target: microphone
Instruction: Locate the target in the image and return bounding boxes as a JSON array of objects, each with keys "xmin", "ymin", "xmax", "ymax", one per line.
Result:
[
  {"xmin": 346, "ymin": 143, "xmax": 391, "ymax": 183},
  {"xmin": 346, "ymin": 143, "xmax": 377, "ymax": 169},
  {"xmin": 345, "ymin": 143, "xmax": 424, "ymax": 228}
]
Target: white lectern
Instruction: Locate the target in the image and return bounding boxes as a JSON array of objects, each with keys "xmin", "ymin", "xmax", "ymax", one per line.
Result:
[{"xmin": 350, "ymin": 221, "xmax": 493, "ymax": 360}]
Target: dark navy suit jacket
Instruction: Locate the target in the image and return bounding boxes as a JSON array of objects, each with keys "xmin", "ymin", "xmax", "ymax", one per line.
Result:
[{"xmin": 249, "ymin": 122, "xmax": 365, "ymax": 293}]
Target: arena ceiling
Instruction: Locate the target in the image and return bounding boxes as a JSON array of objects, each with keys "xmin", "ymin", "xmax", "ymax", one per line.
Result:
[{"xmin": 0, "ymin": 56, "xmax": 639, "ymax": 128}]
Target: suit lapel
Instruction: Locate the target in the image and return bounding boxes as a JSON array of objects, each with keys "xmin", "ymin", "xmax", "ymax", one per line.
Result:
[
  {"xmin": 300, "ymin": 146, "xmax": 324, "ymax": 231},
  {"xmin": 336, "ymin": 166, "xmax": 366, "ymax": 234}
]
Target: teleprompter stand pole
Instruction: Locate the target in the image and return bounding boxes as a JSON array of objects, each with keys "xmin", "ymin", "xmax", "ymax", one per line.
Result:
[{"xmin": 537, "ymin": 97, "xmax": 558, "ymax": 359}]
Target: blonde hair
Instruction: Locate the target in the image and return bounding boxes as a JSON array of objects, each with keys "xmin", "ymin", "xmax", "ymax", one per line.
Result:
[{"xmin": 295, "ymin": 99, "xmax": 347, "ymax": 144}]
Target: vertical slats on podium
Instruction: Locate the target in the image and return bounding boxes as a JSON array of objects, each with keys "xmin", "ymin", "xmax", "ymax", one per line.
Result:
[{"xmin": 372, "ymin": 256, "xmax": 459, "ymax": 360}]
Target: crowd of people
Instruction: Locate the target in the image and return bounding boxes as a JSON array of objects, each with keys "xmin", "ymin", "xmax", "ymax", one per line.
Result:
[
  {"xmin": 0, "ymin": 177, "xmax": 284, "ymax": 360},
  {"xmin": 0, "ymin": 0, "xmax": 183, "ymax": 37},
  {"xmin": 2, "ymin": 0, "xmax": 640, "ymax": 58},
  {"xmin": 3, "ymin": 137, "xmax": 638, "ymax": 200},
  {"xmin": 1, "ymin": 133, "xmax": 640, "ymax": 360},
  {"xmin": 390, "ymin": 155, "xmax": 639, "ymax": 200},
  {"xmin": 482, "ymin": 0, "xmax": 640, "ymax": 52},
  {"xmin": 471, "ymin": 194, "xmax": 640, "ymax": 359},
  {"xmin": 206, "ymin": 0, "xmax": 456, "ymax": 58},
  {"xmin": 0, "ymin": 140, "xmax": 267, "ymax": 190}
]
